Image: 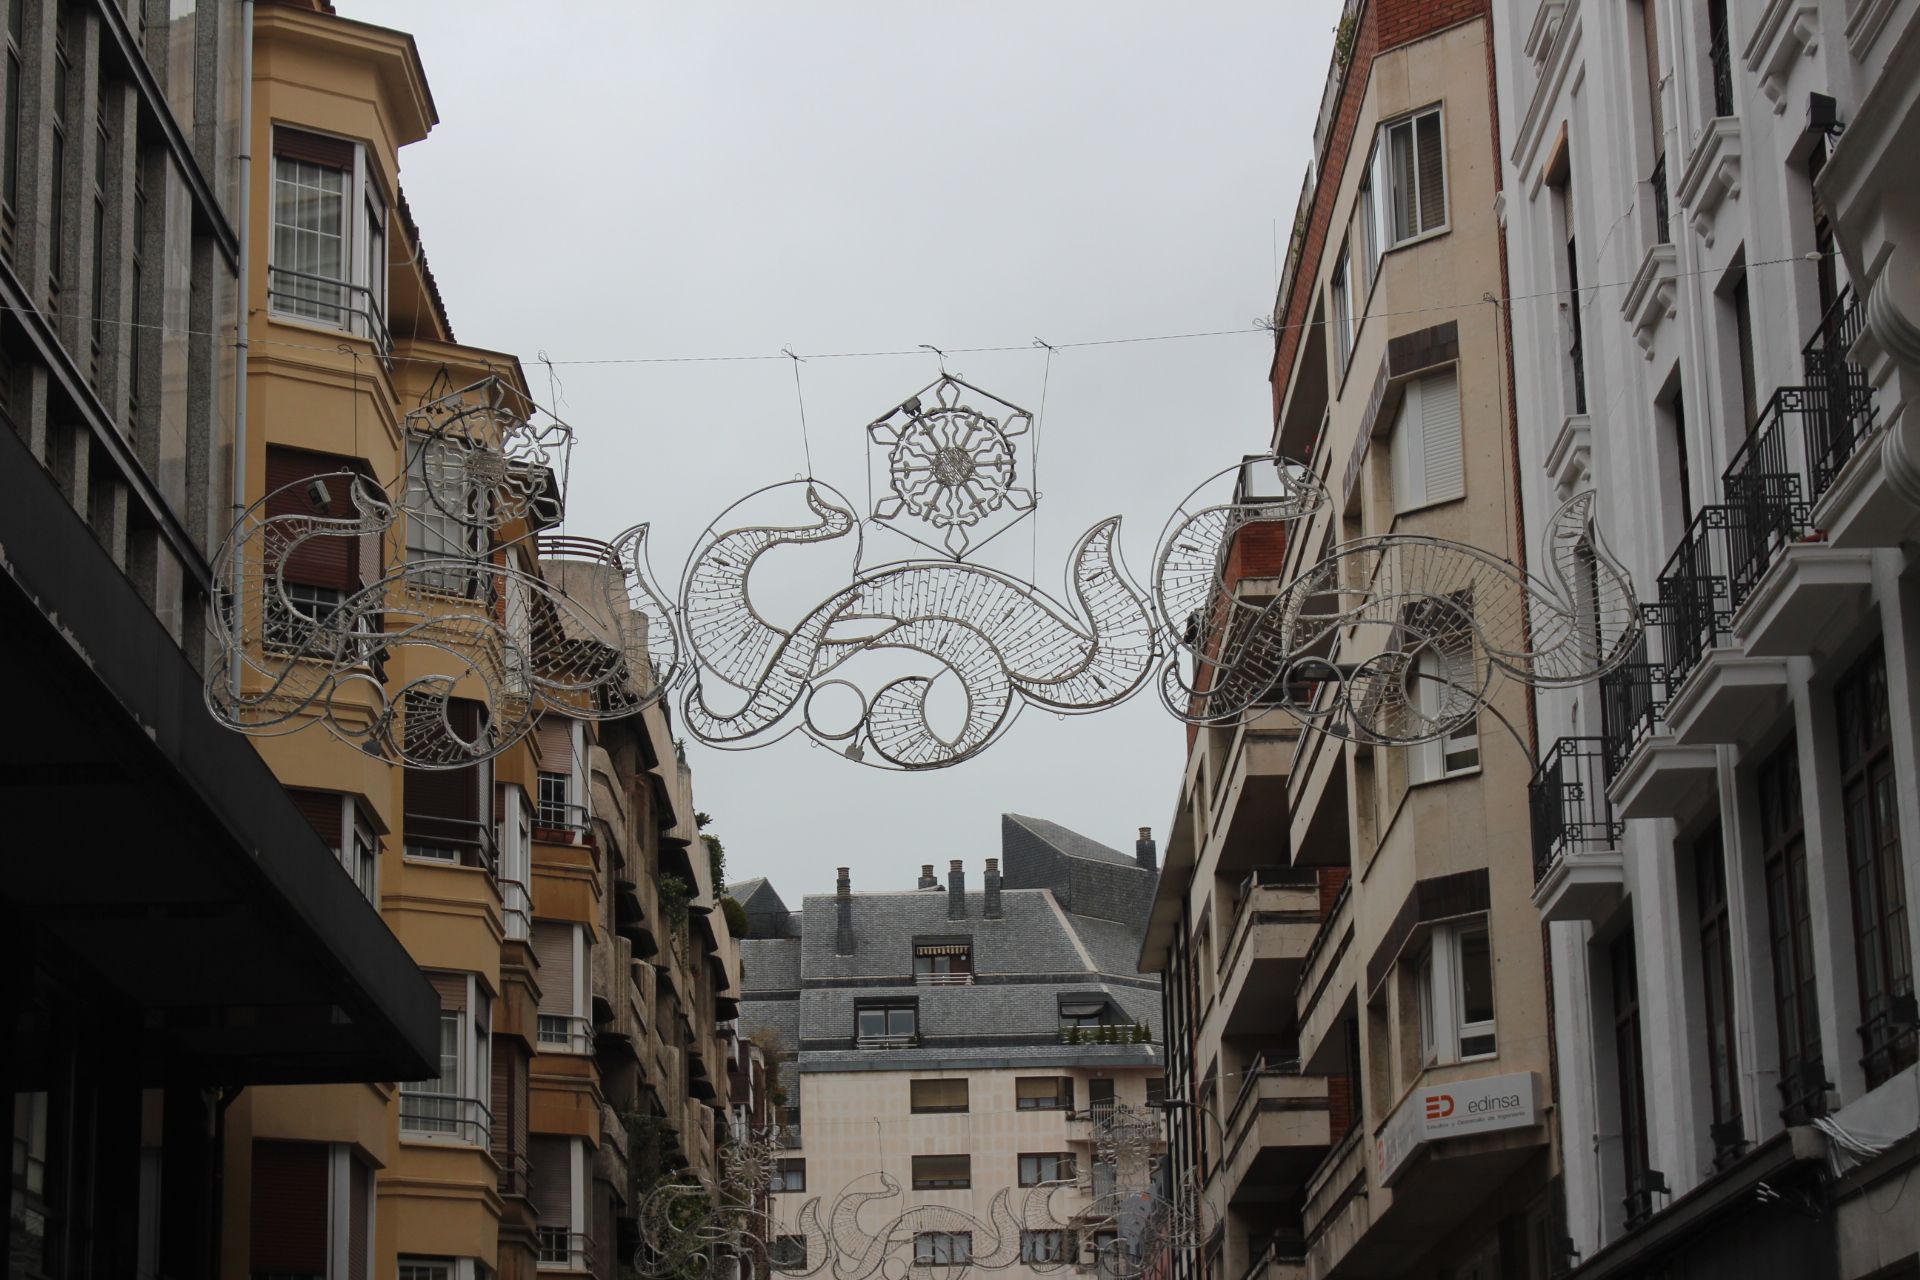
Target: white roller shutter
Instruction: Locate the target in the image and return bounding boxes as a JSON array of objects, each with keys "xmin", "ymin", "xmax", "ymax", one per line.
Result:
[{"xmin": 1392, "ymin": 368, "xmax": 1464, "ymax": 513}]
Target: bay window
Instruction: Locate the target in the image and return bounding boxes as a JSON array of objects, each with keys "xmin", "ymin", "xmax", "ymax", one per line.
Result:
[
  {"xmin": 269, "ymin": 127, "xmax": 389, "ymax": 350},
  {"xmin": 403, "ymin": 434, "xmax": 488, "ymax": 595},
  {"xmin": 534, "ymin": 921, "xmax": 591, "ymax": 1053},
  {"xmin": 286, "ymin": 787, "xmax": 379, "ymax": 903},
  {"xmin": 1371, "ymin": 105, "xmax": 1447, "ymax": 246},
  {"xmin": 401, "ymin": 972, "xmax": 492, "ymax": 1146},
  {"xmin": 1415, "ymin": 920, "xmax": 1496, "ymax": 1065},
  {"xmin": 1330, "ymin": 245, "xmax": 1354, "ymax": 380},
  {"xmin": 532, "ymin": 1135, "xmax": 587, "ymax": 1269}
]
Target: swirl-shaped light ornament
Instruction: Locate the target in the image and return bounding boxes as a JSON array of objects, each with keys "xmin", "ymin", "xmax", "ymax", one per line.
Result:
[
  {"xmin": 1152, "ymin": 455, "xmax": 1641, "ymax": 746},
  {"xmin": 205, "ymin": 375, "xmax": 683, "ymax": 769},
  {"xmin": 677, "ymin": 480, "xmax": 1156, "ymax": 770}
]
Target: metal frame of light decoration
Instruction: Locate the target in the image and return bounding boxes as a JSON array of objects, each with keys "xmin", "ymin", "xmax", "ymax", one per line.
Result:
[
  {"xmin": 205, "ymin": 359, "xmax": 1643, "ymax": 771},
  {"xmin": 1150, "ymin": 457, "xmax": 1643, "ymax": 747},
  {"xmin": 205, "ymin": 374, "xmax": 683, "ymax": 770},
  {"xmin": 632, "ymin": 1105, "xmax": 1210, "ymax": 1280}
]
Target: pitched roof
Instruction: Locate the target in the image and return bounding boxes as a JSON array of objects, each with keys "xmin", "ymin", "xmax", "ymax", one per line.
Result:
[{"xmin": 1003, "ymin": 813, "xmax": 1136, "ymax": 867}]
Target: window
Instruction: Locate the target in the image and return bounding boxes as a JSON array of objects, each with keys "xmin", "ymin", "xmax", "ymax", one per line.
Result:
[
  {"xmin": 771, "ymin": 1159, "xmax": 805, "ymax": 1193},
  {"xmin": 90, "ymin": 85, "xmax": 107, "ymax": 367},
  {"xmin": 855, "ymin": 1003, "xmax": 917, "ymax": 1046},
  {"xmin": 1566, "ymin": 231, "xmax": 1587, "ymax": 416},
  {"xmin": 531, "ymin": 1135, "xmax": 582, "ymax": 1269},
  {"xmin": 285, "ymin": 788, "xmax": 378, "ymax": 904},
  {"xmin": 1390, "ymin": 367, "xmax": 1464, "ymax": 513},
  {"xmin": 401, "ymin": 974, "xmax": 491, "ymax": 1145},
  {"xmin": 537, "ymin": 771, "xmax": 572, "ymax": 829},
  {"xmin": 3, "ymin": 0, "xmax": 21, "ymax": 243},
  {"xmin": 402, "ymin": 695, "xmax": 491, "ymax": 865},
  {"xmin": 535, "ymin": 716, "xmax": 582, "ymax": 836},
  {"xmin": 534, "ymin": 922, "xmax": 589, "ymax": 1053},
  {"xmin": 914, "ymin": 1233, "xmax": 972, "ymax": 1265},
  {"xmin": 1356, "ymin": 173, "xmax": 1381, "ymax": 296},
  {"xmin": 1330, "ymin": 246, "xmax": 1354, "ymax": 380},
  {"xmin": 1834, "ymin": 646, "xmax": 1916, "ymax": 1085},
  {"xmin": 1408, "ymin": 646, "xmax": 1480, "ymax": 785},
  {"xmin": 1759, "ymin": 737, "xmax": 1826, "ymax": 1121},
  {"xmin": 1021, "ymin": 1231, "xmax": 1068, "ymax": 1264},
  {"xmin": 910, "ymin": 1078, "xmax": 969, "ymax": 1114},
  {"xmin": 269, "ymin": 127, "xmax": 388, "ymax": 347},
  {"xmin": 1612, "ymin": 930, "xmax": 1653, "ymax": 1224},
  {"xmin": 1145, "ymin": 1077, "xmax": 1166, "ymax": 1109},
  {"xmin": 910, "ymin": 1155, "xmax": 970, "ymax": 1190},
  {"xmin": 1730, "ymin": 272, "xmax": 1758, "ymax": 430},
  {"xmin": 1694, "ymin": 823, "xmax": 1742, "ymax": 1154},
  {"xmin": 1088, "ymin": 1077, "xmax": 1116, "ymax": 1118},
  {"xmin": 770, "ymin": 1238, "xmax": 807, "ymax": 1271},
  {"xmin": 398, "ymin": 1261, "xmax": 455, "ymax": 1280},
  {"xmin": 914, "ymin": 941, "xmax": 972, "ymax": 983},
  {"xmin": 48, "ymin": 17, "xmax": 68, "ymax": 308},
  {"xmin": 1018, "ymin": 1153, "xmax": 1075, "ymax": 1186},
  {"xmin": 1059, "ymin": 998, "xmax": 1121, "ymax": 1030},
  {"xmin": 404, "ymin": 435, "xmax": 487, "ymax": 594},
  {"xmin": 262, "ymin": 445, "xmax": 379, "ymax": 656},
  {"xmin": 1414, "ymin": 921, "xmax": 1496, "ymax": 1065},
  {"xmin": 1015, "ymin": 1077, "xmax": 1074, "ymax": 1110},
  {"xmin": 1371, "ymin": 106, "xmax": 1447, "ymax": 247}
]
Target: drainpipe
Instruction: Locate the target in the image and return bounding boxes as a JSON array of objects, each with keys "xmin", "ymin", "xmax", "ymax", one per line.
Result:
[{"xmin": 227, "ymin": 0, "xmax": 255, "ymax": 697}]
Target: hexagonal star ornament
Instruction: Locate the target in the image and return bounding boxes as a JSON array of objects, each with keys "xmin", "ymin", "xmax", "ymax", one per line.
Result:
[{"xmin": 865, "ymin": 374, "xmax": 1036, "ymax": 560}]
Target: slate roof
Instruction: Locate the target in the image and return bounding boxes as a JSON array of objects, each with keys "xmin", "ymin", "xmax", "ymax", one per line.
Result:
[
  {"xmin": 740, "ymin": 936, "xmax": 801, "ymax": 994},
  {"xmin": 1003, "ymin": 813, "xmax": 1136, "ymax": 867}
]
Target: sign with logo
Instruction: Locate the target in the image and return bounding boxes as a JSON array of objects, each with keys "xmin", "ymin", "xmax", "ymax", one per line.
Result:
[{"xmin": 1375, "ymin": 1071, "xmax": 1538, "ymax": 1186}]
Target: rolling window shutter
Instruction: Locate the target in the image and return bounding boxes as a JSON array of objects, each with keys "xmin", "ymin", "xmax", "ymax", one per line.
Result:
[
  {"xmin": 427, "ymin": 971, "xmax": 467, "ymax": 1014},
  {"xmin": 265, "ymin": 445, "xmax": 362, "ymax": 590},
  {"xmin": 538, "ymin": 717, "xmax": 574, "ymax": 773},
  {"xmin": 274, "ymin": 126, "xmax": 356, "ymax": 170},
  {"xmin": 403, "ymin": 699, "xmax": 483, "ymax": 843},
  {"xmin": 348, "ymin": 1156, "xmax": 371, "ymax": 1280},
  {"xmin": 530, "ymin": 1135, "xmax": 571, "ymax": 1226},
  {"xmin": 287, "ymin": 788, "xmax": 343, "ymax": 851},
  {"xmin": 1392, "ymin": 382, "xmax": 1427, "ymax": 510},
  {"xmin": 249, "ymin": 1141, "xmax": 329, "ymax": 1274},
  {"xmin": 490, "ymin": 1044, "xmax": 512, "ymax": 1166},
  {"xmin": 1415, "ymin": 112, "xmax": 1446, "ymax": 232},
  {"xmin": 533, "ymin": 922, "xmax": 576, "ymax": 1017},
  {"xmin": 1419, "ymin": 368, "xmax": 1465, "ymax": 502}
]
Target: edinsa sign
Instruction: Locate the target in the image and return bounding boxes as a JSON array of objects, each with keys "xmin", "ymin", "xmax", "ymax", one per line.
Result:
[{"xmin": 1375, "ymin": 1071, "xmax": 1539, "ymax": 1186}]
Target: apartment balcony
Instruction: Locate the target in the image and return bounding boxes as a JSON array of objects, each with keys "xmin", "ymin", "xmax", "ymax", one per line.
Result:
[
  {"xmin": 1213, "ymin": 869, "xmax": 1324, "ymax": 1039},
  {"xmin": 399, "ymin": 1089, "xmax": 493, "ymax": 1147},
  {"xmin": 1212, "ymin": 711, "xmax": 1302, "ymax": 874},
  {"xmin": 1529, "ymin": 738, "xmax": 1625, "ymax": 926},
  {"xmin": 404, "ymin": 814, "xmax": 502, "ymax": 875},
  {"xmin": 1601, "ymin": 633, "xmax": 1717, "ymax": 821},
  {"xmin": 538, "ymin": 1014, "xmax": 595, "ymax": 1055},
  {"xmin": 1241, "ymin": 1235, "xmax": 1307, "ymax": 1280},
  {"xmin": 1217, "ymin": 1060, "xmax": 1331, "ymax": 1207}
]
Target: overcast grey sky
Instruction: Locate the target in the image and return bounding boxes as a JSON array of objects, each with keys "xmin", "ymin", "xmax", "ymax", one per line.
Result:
[{"xmin": 342, "ymin": 1, "xmax": 1339, "ymax": 897}]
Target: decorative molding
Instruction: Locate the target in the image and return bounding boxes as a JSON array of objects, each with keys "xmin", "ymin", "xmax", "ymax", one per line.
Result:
[
  {"xmin": 1545, "ymin": 414, "xmax": 1593, "ymax": 498},
  {"xmin": 1513, "ymin": 0, "xmax": 1582, "ymax": 172},
  {"xmin": 1622, "ymin": 243, "xmax": 1680, "ymax": 359},
  {"xmin": 1526, "ymin": 1, "xmax": 1568, "ymax": 72},
  {"xmin": 1742, "ymin": 1, "xmax": 1820, "ymax": 113},
  {"xmin": 1675, "ymin": 117, "xmax": 1743, "ymax": 247},
  {"xmin": 1845, "ymin": 0, "xmax": 1899, "ymax": 60}
]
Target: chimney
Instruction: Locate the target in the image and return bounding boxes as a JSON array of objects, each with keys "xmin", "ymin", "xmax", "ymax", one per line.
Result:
[
  {"xmin": 1136, "ymin": 826, "xmax": 1158, "ymax": 871},
  {"xmin": 835, "ymin": 867, "xmax": 855, "ymax": 955},
  {"xmin": 984, "ymin": 858, "xmax": 1002, "ymax": 918},
  {"xmin": 947, "ymin": 859, "xmax": 966, "ymax": 919},
  {"xmin": 917, "ymin": 863, "xmax": 937, "ymax": 890}
]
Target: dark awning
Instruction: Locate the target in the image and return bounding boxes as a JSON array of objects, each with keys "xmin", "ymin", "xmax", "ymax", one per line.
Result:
[{"xmin": 0, "ymin": 422, "xmax": 438, "ymax": 1085}]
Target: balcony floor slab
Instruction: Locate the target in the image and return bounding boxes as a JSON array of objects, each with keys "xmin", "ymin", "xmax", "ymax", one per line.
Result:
[
  {"xmin": 1532, "ymin": 847, "xmax": 1627, "ymax": 926},
  {"xmin": 1664, "ymin": 652, "xmax": 1791, "ymax": 747},
  {"xmin": 1733, "ymin": 545, "xmax": 1876, "ymax": 658},
  {"xmin": 1608, "ymin": 737, "xmax": 1720, "ymax": 821}
]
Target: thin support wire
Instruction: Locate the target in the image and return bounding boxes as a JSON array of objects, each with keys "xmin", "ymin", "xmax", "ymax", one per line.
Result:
[
  {"xmin": 783, "ymin": 346, "xmax": 814, "ymax": 480},
  {"xmin": 1031, "ymin": 337, "xmax": 1056, "ymax": 582}
]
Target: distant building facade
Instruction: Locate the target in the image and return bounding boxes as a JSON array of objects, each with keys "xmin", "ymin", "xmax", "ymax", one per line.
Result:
[{"xmin": 737, "ymin": 816, "xmax": 1165, "ymax": 1280}]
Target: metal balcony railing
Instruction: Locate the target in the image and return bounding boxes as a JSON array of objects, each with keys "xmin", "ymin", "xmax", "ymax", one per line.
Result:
[
  {"xmin": 1600, "ymin": 631, "xmax": 1667, "ymax": 781},
  {"xmin": 501, "ymin": 876, "xmax": 533, "ymax": 942},
  {"xmin": 856, "ymin": 1033, "xmax": 918, "ymax": 1050},
  {"xmin": 398, "ymin": 1091, "xmax": 492, "ymax": 1146},
  {"xmin": 536, "ymin": 1227, "xmax": 591, "ymax": 1269},
  {"xmin": 914, "ymin": 970, "xmax": 974, "ymax": 987},
  {"xmin": 1529, "ymin": 737, "xmax": 1623, "ymax": 887},
  {"xmin": 1651, "ymin": 506, "xmax": 1740, "ymax": 692},
  {"xmin": 535, "ymin": 798, "xmax": 591, "ymax": 836},
  {"xmin": 267, "ymin": 264, "xmax": 392, "ymax": 361},
  {"xmin": 403, "ymin": 815, "xmax": 500, "ymax": 876},
  {"xmin": 1801, "ymin": 287, "xmax": 1876, "ymax": 502},
  {"xmin": 497, "ymin": 1149, "xmax": 533, "ymax": 1200},
  {"xmin": 1721, "ymin": 388, "xmax": 1815, "ymax": 605},
  {"xmin": 538, "ymin": 1013, "xmax": 595, "ymax": 1054},
  {"xmin": 1777, "ymin": 1055, "xmax": 1833, "ymax": 1126}
]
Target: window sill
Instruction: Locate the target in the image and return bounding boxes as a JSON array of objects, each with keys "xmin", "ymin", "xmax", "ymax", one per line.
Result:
[
  {"xmin": 1382, "ymin": 223, "xmax": 1452, "ymax": 257},
  {"xmin": 1387, "ymin": 491, "xmax": 1469, "ymax": 527},
  {"xmin": 1406, "ymin": 764, "xmax": 1483, "ymax": 790}
]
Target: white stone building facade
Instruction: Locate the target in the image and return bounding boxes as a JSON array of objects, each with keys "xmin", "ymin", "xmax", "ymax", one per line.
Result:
[{"xmin": 1493, "ymin": 1, "xmax": 1920, "ymax": 1276}]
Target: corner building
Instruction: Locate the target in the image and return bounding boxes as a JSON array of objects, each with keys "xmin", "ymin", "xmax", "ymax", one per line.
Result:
[
  {"xmin": 1493, "ymin": 0, "xmax": 1920, "ymax": 1275},
  {"xmin": 1144, "ymin": 2, "xmax": 1560, "ymax": 1277},
  {"xmin": 738, "ymin": 817, "xmax": 1165, "ymax": 1280},
  {"xmin": 220, "ymin": 5, "xmax": 740, "ymax": 1279}
]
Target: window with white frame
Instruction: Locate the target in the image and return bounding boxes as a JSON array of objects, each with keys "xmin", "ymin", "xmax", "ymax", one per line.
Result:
[
  {"xmin": 532, "ymin": 1135, "xmax": 585, "ymax": 1269},
  {"xmin": 1370, "ymin": 106, "xmax": 1447, "ymax": 246},
  {"xmin": 270, "ymin": 127, "xmax": 388, "ymax": 348},
  {"xmin": 401, "ymin": 974, "xmax": 492, "ymax": 1144},
  {"xmin": 1390, "ymin": 366, "xmax": 1464, "ymax": 513},
  {"xmin": 1021, "ymin": 1231, "xmax": 1068, "ymax": 1264},
  {"xmin": 1330, "ymin": 245, "xmax": 1354, "ymax": 380},
  {"xmin": 1357, "ymin": 166, "xmax": 1383, "ymax": 293},
  {"xmin": 404, "ymin": 435, "xmax": 487, "ymax": 593},
  {"xmin": 399, "ymin": 1258, "xmax": 483, "ymax": 1280},
  {"xmin": 914, "ymin": 1232, "xmax": 972, "ymax": 1265},
  {"xmin": 1415, "ymin": 920, "xmax": 1497, "ymax": 1065},
  {"xmin": 498, "ymin": 786, "xmax": 532, "ymax": 942},
  {"xmin": 534, "ymin": 921, "xmax": 590, "ymax": 1052},
  {"xmin": 1407, "ymin": 606, "xmax": 1481, "ymax": 786}
]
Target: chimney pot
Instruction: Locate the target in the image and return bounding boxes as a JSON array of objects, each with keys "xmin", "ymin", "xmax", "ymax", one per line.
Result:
[
  {"xmin": 917, "ymin": 863, "xmax": 937, "ymax": 890},
  {"xmin": 1135, "ymin": 828, "xmax": 1158, "ymax": 871},
  {"xmin": 947, "ymin": 859, "xmax": 967, "ymax": 919},
  {"xmin": 984, "ymin": 858, "xmax": 1002, "ymax": 919}
]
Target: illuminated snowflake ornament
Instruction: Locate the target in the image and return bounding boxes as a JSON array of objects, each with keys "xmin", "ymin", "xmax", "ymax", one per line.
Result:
[{"xmin": 867, "ymin": 375, "xmax": 1035, "ymax": 559}]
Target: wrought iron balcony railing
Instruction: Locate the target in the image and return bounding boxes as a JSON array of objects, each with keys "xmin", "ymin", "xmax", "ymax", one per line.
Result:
[
  {"xmin": 1651, "ymin": 506, "xmax": 1740, "ymax": 692},
  {"xmin": 1600, "ymin": 631, "xmax": 1666, "ymax": 781},
  {"xmin": 1528, "ymin": 737, "xmax": 1622, "ymax": 887},
  {"xmin": 1801, "ymin": 287, "xmax": 1876, "ymax": 502}
]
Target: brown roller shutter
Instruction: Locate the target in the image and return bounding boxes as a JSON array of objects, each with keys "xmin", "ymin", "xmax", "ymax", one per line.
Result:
[
  {"xmin": 286, "ymin": 788, "xmax": 343, "ymax": 850},
  {"xmin": 533, "ymin": 922, "xmax": 575, "ymax": 1018},
  {"xmin": 537, "ymin": 716, "xmax": 574, "ymax": 772},
  {"xmin": 266, "ymin": 445, "xmax": 365, "ymax": 591},
  {"xmin": 529, "ymin": 1134, "xmax": 571, "ymax": 1226},
  {"xmin": 274, "ymin": 125, "xmax": 356, "ymax": 170},
  {"xmin": 427, "ymin": 971, "xmax": 467, "ymax": 1013},
  {"xmin": 403, "ymin": 698, "xmax": 484, "ymax": 852},
  {"xmin": 250, "ymin": 1140, "xmax": 329, "ymax": 1274},
  {"xmin": 348, "ymin": 1157, "xmax": 371, "ymax": 1280}
]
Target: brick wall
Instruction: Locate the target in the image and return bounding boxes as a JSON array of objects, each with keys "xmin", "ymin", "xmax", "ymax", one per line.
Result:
[
  {"xmin": 1223, "ymin": 520, "xmax": 1288, "ymax": 584},
  {"xmin": 1375, "ymin": 0, "xmax": 1482, "ymax": 53},
  {"xmin": 1327, "ymin": 1072, "xmax": 1357, "ymax": 1139},
  {"xmin": 1317, "ymin": 866, "xmax": 1350, "ymax": 917}
]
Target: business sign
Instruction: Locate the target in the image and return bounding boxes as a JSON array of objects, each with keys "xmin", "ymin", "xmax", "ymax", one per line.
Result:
[{"xmin": 1375, "ymin": 1071, "xmax": 1538, "ymax": 1186}]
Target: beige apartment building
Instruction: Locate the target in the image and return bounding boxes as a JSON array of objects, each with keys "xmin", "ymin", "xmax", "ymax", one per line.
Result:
[
  {"xmin": 1141, "ymin": 2, "xmax": 1558, "ymax": 1278},
  {"xmin": 738, "ymin": 817, "xmax": 1166, "ymax": 1278},
  {"xmin": 213, "ymin": 5, "xmax": 740, "ymax": 1278}
]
